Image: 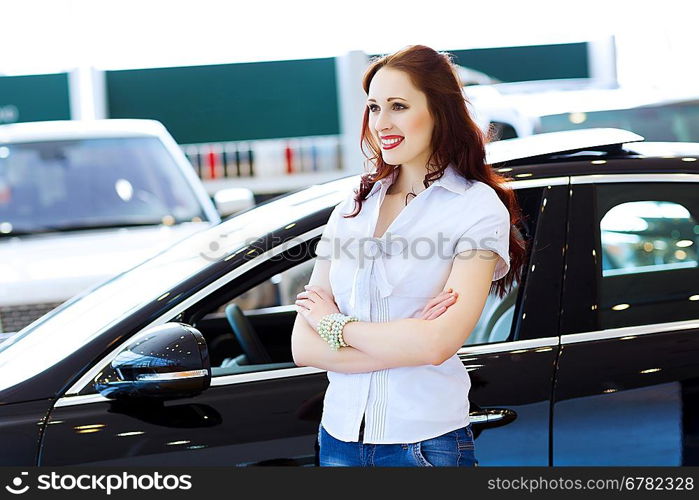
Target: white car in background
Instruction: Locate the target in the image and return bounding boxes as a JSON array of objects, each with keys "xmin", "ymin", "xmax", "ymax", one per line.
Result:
[
  {"xmin": 464, "ymin": 79, "xmax": 699, "ymax": 142},
  {"xmin": 0, "ymin": 119, "xmax": 253, "ymax": 335}
]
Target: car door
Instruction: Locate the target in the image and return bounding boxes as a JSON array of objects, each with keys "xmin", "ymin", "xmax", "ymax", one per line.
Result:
[
  {"xmin": 457, "ymin": 179, "xmax": 567, "ymax": 465},
  {"xmin": 40, "ymin": 370, "xmax": 327, "ymax": 466},
  {"xmin": 39, "ymin": 237, "xmax": 331, "ymax": 467},
  {"xmin": 553, "ymin": 175, "xmax": 699, "ymax": 465}
]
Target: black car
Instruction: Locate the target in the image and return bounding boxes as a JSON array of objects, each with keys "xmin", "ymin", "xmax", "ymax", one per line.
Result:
[{"xmin": 2, "ymin": 128, "xmax": 698, "ymax": 466}]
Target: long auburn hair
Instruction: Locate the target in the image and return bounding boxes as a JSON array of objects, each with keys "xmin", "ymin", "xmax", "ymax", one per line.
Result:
[{"xmin": 344, "ymin": 44, "xmax": 527, "ymax": 298}]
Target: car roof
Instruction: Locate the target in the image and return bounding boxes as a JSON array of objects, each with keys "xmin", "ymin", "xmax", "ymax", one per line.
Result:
[
  {"xmin": 481, "ymin": 128, "xmax": 699, "ymax": 173},
  {"xmin": 0, "ymin": 119, "xmax": 168, "ymax": 144},
  {"xmin": 485, "ymin": 128, "xmax": 645, "ymax": 165}
]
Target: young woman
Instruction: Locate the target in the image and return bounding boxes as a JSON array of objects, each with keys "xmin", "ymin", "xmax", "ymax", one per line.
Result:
[{"xmin": 291, "ymin": 44, "xmax": 526, "ymax": 467}]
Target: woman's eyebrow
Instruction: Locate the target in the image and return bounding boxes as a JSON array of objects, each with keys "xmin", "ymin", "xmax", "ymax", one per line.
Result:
[{"xmin": 366, "ymin": 97, "xmax": 407, "ymax": 103}]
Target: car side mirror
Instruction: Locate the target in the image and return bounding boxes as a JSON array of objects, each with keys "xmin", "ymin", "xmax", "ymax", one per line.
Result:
[
  {"xmin": 212, "ymin": 187, "xmax": 255, "ymax": 218},
  {"xmin": 94, "ymin": 322, "xmax": 211, "ymax": 400}
]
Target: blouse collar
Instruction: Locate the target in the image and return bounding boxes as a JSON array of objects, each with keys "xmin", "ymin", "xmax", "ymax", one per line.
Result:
[{"xmin": 365, "ymin": 163, "xmax": 471, "ymax": 199}]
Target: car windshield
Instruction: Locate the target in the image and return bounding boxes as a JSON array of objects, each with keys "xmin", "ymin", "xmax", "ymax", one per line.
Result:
[
  {"xmin": 0, "ymin": 176, "xmax": 355, "ymax": 393},
  {"xmin": 537, "ymin": 101, "xmax": 699, "ymax": 142},
  {"xmin": 0, "ymin": 137, "xmax": 207, "ymax": 236}
]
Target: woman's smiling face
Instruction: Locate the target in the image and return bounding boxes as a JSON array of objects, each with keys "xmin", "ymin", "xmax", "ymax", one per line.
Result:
[{"xmin": 367, "ymin": 67, "xmax": 434, "ymax": 168}]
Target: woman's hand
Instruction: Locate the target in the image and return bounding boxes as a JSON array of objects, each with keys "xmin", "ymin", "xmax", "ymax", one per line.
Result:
[
  {"xmin": 295, "ymin": 285, "xmax": 341, "ymax": 331},
  {"xmin": 419, "ymin": 288, "xmax": 458, "ymax": 320}
]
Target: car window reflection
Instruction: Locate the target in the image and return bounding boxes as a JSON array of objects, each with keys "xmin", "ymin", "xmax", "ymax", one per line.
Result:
[
  {"xmin": 601, "ymin": 200, "xmax": 698, "ymax": 276},
  {"xmin": 596, "ymin": 183, "xmax": 699, "ymax": 330}
]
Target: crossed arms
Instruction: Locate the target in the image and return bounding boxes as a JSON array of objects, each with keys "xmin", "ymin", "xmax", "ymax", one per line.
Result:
[{"xmin": 290, "ymin": 250, "xmax": 497, "ymax": 373}]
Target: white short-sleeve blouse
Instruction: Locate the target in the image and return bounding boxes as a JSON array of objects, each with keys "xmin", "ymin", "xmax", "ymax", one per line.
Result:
[{"xmin": 314, "ymin": 163, "xmax": 511, "ymax": 444}]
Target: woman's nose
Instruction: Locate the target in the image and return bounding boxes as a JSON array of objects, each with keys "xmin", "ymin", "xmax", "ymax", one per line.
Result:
[{"xmin": 375, "ymin": 110, "xmax": 392, "ymax": 132}]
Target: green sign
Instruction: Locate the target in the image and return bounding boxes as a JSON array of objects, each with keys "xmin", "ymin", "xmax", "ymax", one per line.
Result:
[
  {"xmin": 106, "ymin": 58, "xmax": 339, "ymax": 144},
  {"xmin": 0, "ymin": 73, "xmax": 71, "ymax": 123},
  {"xmin": 449, "ymin": 42, "xmax": 589, "ymax": 81},
  {"xmin": 369, "ymin": 42, "xmax": 589, "ymax": 82}
]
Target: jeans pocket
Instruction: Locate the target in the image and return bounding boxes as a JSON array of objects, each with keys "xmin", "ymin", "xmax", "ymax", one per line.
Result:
[
  {"xmin": 412, "ymin": 442, "xmax": 434, "ymax": 467},
  {"xmin": 414, "ymin": 432, "xmax": 461, "ymax": 467}
]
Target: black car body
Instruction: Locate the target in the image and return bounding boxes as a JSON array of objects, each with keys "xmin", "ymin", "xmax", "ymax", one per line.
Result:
[{"xmin": 1, "ymin": 128, "xmax": 699, "ymax": 466}]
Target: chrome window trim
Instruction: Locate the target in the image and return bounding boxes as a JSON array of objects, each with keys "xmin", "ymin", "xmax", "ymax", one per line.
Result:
[
  {"xmin": 58, "ymin": 174, "xmax": 575, "ymax": 404},
  {"xmin": 210, "ymin": 366, "xmax": 325, "ymax": 387},
  {"xmin": 55, "ymin": 393, "xmax": 110, "ymax": 408},
  {"xmin": 458, "ymin": 336, "xmax": 558, "ymax": 355},
  {"xmin": 505, "ymin": 176, "xmax": 569, "ymax": 188},
  {"xmin": 571, "ymin": 173, "xmax": 699, "ymax": 184},
  {"xmin": 55, "ymin": 367, "xmax": 327, "ymax": 408},
  {"xmin": 562, "ymin": 318, "xmax": 699, "ymax": 344}
]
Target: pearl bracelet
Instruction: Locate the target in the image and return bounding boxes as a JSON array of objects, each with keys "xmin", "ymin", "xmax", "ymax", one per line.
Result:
[{"xmin": 317, "ymin": 313, "xmax": 359, "ymax": 351}]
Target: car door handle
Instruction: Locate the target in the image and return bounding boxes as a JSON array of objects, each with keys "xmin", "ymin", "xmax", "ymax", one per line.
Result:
[{"xmin": 469, "ymin": 408, "xmax": 517, "ymax": 428}]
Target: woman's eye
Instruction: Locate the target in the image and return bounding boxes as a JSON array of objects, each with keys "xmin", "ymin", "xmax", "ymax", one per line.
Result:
[{"xmin": 368, "ymin": 103, "xmax": 406, "ymax": 112}]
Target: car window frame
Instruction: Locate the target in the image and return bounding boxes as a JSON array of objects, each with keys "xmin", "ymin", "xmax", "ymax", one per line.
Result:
[
  {"xmin": 561, "ymin": 173, "xmax": 699, "ymax": 339},
  {"xmin": 502, "ymin": 180, "xmax": 569, "ymax": 344}
]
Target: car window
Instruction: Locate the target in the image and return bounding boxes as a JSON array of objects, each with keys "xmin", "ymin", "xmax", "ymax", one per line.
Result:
[
  {"xmin": 465, "ymin": 282, "xmax": 520, "ymax": 345},
  {"xmin": 0, "ymin": 137, "xmax": 207, "ymax": 235},
  {"xmin": 470, "ymin": 186, "xmax": 550, "ymax": 344},
  {"xmin": 194, "ymin": 199, "xmax": 541, "ymax": 377},
  {"xmin": 231, "ymin": 189, "xmax": 547, "ymax": 349},
  {"xmin": 192, "ymin": 249, "xmax": 523, "ymax": 379},
  {"xmin": 601, "ymin": 201, "xmax": 698, "ymax": 275},
  {"xmin": 595, "ymin": 183, "xmax": 699, "ymax": 329},
  {"xmin": 223, "ymin": 258, "xmax": 521, "ymax": 348},
  {"xmin": 179, "ymin": 245, "xmax": 317, "ymax": 377},
  {"xmin": 224, "ymin": 259, "xmax": 314, "ymax": 312}
]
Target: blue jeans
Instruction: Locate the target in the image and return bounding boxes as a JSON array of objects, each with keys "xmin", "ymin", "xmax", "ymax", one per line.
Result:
[{"xmin": 318, "ymin": 423, "xmax": 479, "ymax": 467}]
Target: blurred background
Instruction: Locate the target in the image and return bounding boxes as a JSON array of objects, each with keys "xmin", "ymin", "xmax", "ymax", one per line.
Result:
[
  {"xmin": 2, "ymin": 0, "xmax": 698, "ymax": 200},
  {"xmin": 1, "ymin": 0, "xmax": 697, "ymax": 332}
]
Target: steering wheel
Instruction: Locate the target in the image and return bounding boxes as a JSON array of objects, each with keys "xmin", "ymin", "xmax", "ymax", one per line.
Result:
[{"xmin": 224, "ymin": 303, "xmax": 272, "ymax": 364}]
